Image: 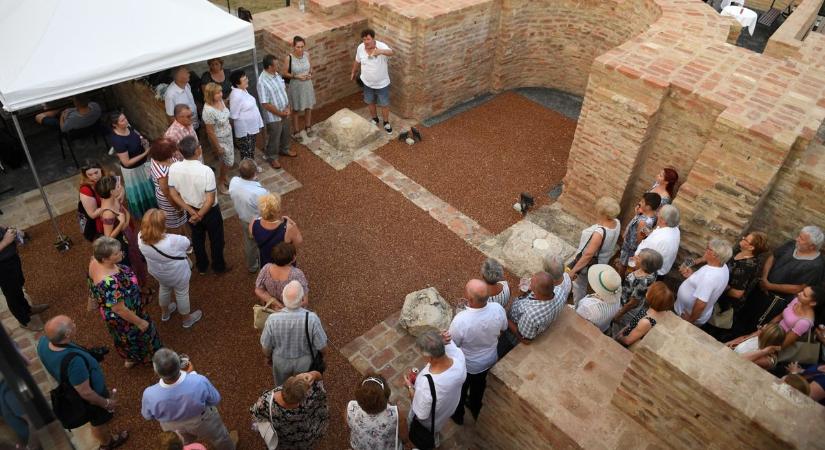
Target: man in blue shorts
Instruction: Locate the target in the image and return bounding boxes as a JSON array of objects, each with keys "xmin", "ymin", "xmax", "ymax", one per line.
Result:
[{"xmin": 351, "ymin": 28, "xmax": 395, "ymax": 134}]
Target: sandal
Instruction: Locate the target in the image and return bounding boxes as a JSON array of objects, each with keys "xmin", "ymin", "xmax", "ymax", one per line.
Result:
[
  {"xmin": 123, "ymin": 361, "xmax": 136, "ymax": 369},
  {"xmin": 99, "ymin": 430, "xmax": 128, "ymax": 450}
]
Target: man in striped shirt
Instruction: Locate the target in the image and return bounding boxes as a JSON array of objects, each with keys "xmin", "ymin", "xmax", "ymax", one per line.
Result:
[
  {"xmin": 496, "ymin": 272, "xmax": 563, "ymax": 358},
  {"xmin": 257, "ymin": 54, "xmax": 295, "ymax": 170}
]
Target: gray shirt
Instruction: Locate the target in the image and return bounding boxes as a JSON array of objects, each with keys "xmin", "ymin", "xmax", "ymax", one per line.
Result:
[{"xmin": 62, "ymin": 102, "xmax": 101, "ymax": 132}]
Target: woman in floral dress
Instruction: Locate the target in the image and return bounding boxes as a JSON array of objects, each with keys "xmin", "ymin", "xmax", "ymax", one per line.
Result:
[
  {"xmin": 88, "ymin": 236, "xmax": 162, "ymax": 368},
  {"xmin": 250, "ymin": 371, "xmax": 328, "ymax": 449},
  {"xmin": 347, "ymin": 373, "xmax": 405, "ymax": 450}
]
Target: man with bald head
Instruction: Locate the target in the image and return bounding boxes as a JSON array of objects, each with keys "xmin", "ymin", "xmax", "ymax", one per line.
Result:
[
  {"xmin": 448, "ymin": 279, "xmax": 507, "ymax": 424},
  {"xmin": 497, "ymin": 271, "xmax": 563, "ymax": 358},
  {"xmin": 36, "ymin": 316, "xmax": 128, "ymax": 447}
]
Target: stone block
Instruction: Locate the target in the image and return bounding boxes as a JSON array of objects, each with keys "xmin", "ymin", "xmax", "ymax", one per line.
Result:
[
  {"xmin": 484, "ymin": 220, "xmax": 577, "ymax": 277},
  {"xmin": 316, "ymin": 108, "xmax": 384, "ymax": 154},
  {"xmin": 398, "ymin": 287, "xmax": 452, "ymax": 337}
]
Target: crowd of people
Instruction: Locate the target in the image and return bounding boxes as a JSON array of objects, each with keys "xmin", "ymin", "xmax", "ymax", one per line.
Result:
[{"xmin": 1, "ymin": 26, "xmax": 824, "ymax": 450}]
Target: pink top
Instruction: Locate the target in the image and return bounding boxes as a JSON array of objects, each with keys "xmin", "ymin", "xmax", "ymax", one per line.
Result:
[
  {"xmin": 184, "ymin": 444, "xmax": 207, "ymax": 450},
  {"xmin": 779, "ymin": 298, "xmax": 814, "ymax": 336}
]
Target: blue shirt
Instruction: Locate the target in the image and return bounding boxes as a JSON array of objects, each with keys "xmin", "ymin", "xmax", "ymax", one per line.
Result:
[
  {"xmin": 227, "ymin": 176, "xmax": 268, "ymax": 223},
  {"xmin": 141, "ymin": 371, "xmax": 221, "ymax": 422},
  {"xmin": 36, "ymin": 337, "xmax": 107, "ymax": 396},
  {"xmin": 257, "ymin": 71, "xmax": 289, "ymax": 123}
]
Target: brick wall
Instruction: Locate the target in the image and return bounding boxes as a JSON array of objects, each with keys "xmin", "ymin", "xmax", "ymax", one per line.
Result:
[
  {"xmin": 764, "ymin": 0, "xmax": 825, "ymax": 60},
  {"xmin": 110, "ymin": 80, "xmax": 168, "ymax": 140},
  {"xmin": 254, "ymin": 7, "xmax": 365, "ymax": 110}
]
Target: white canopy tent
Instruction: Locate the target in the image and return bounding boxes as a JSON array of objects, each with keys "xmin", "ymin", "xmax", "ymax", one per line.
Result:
[{"xmin": 0, "ymin": 0, "xmax": 256, "ymax": 249}]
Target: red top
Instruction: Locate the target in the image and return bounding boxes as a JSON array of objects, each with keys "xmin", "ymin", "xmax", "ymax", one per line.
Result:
[{"xmin": 79, "ymin": 185, "xmax": 104, "ymax": 234}]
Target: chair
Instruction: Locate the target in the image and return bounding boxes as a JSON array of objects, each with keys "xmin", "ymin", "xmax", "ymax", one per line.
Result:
[
  {"xmin": 758, "ymin": 0, "xmax": 783, "ymax": 26},
  {"xmin": 58, "ymin": 122, "xmax": 107, "ymax": 169}
]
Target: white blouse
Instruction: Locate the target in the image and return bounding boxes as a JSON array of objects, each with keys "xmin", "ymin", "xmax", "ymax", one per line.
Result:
[{"xmin": 228, "ymin": 87, "xmax": 264, "ymax": 138}]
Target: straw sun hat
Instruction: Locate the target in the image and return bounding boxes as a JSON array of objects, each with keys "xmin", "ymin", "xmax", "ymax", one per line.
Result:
[{"xmin": 587, "ymin": 264, "xmax": 621, "ymax": 302}]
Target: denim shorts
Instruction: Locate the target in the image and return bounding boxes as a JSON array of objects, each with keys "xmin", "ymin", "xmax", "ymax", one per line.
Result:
[{"xmin": 363, "ymin": 84, "xmax": 390, "ymax": 107}]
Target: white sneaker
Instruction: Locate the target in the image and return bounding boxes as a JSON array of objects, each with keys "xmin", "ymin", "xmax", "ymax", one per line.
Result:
[
  {"xmin": 161, "ymin": 303, "xmax": 177, "ymax": 321},
  {"xmin": 182, "ymin": 310, "xmax": 203, "ymax": 328},
  {"xmin": 300, "ymin": 129, "xmax": 309, "ymax": 142}
]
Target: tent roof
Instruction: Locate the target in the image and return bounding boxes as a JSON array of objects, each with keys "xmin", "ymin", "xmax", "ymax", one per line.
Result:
[{"xmin": 0, "ymin": 0, "xmax": 254, "ymax": 112}]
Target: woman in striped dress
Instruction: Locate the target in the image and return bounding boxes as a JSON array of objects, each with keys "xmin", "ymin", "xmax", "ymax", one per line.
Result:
[{"xmin": 149, "ymin": 139, "xmax": 188, "ymax": 235}]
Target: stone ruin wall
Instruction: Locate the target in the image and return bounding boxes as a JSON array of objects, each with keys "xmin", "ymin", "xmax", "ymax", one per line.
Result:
[{"xmin": 255, "ymin": 0, "xmax": 825, "ymax": 255}]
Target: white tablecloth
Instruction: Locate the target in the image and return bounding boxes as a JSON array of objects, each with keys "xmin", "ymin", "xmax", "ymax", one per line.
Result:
[
  {"xmin": 720, "ymin": 0, "xmax": 744, "ymax": 9},
  {"xmin": 722, "ymin": 5, "xmax": 758, "ymax": 36}
]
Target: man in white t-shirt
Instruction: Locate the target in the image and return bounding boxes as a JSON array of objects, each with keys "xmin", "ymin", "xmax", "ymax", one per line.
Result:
[
  {"xmin": 167, "ymin": 136, "xmax": 228, "ymax": 275},
  {"xmin": 350, "ymin": 28, "xmax": 394, "ymax": 134},
  {"xmin": 675, "ymin": 238, "xmax": 732, "ymax": 325},
  {"xmin": 635, "ymin": 204, "xmax": 681, "ymax": 277},
  {"xmin": 449, "ymin": 279, "xmax": 506, "ymax": 424},
  {"xmin": 404, "ymin": 331, "xmax": 466, "ymax": 447},
  {"xmin": 165, "ymin": 66, "xmax": 199, "ymax": 129}
]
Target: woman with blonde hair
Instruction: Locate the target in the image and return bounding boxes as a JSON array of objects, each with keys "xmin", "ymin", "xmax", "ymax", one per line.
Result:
[
  {"xmin": 138, "ymin": 209, "xmax": 202, "ymax": 328},
  {"xmin": 727, "ymin": 323, "xmax": 785, "ymax": 370},
  {"xmin": 249, "ymin": 193, "xmax": 303, "ymax": 267},
  {"xmin": 201, "ymin": 82, "xmax": 234, "ymax": 194},
  {"xmin": 570, "ymin": 196, "xmax": 622, "ymax": 303}
]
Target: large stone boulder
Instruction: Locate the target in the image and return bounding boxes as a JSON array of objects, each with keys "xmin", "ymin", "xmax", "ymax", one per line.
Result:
[
  {"xmin": 398, "ymin": 287, "xmax": 453, "ymax": 337},
  {"xmin": 315, "ymin": 108, "xmax": 383, "ymax": 154}
]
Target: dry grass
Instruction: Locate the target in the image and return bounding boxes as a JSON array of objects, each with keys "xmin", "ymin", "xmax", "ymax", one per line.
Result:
[{"xmin": 209, "ymin": 0, "xmax": 287, "ymax": 14}]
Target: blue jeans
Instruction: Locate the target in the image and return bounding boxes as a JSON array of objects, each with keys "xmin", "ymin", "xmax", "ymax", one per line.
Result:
[
  {"xmin": 363, "ymin": 84, "xmax": 390, "ymax": 107},
  {"xmin": 0, "ymin": 380, "xmax": 29, "ymax": 443}
]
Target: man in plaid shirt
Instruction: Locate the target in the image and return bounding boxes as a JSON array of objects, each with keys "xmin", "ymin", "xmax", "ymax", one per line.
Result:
[
  {"xmin": 257, "ymin": 54, "xmax": 295, "ymax": 170},
  {"xmin": 497, "ymin": 271, "xmax": 563, "ymax": 358}
]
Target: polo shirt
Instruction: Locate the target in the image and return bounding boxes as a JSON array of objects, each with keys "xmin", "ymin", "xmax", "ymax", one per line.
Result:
[
  {"xmin": 168, "ymin": 159, "xmax": 217, "ymax": 209},
  {"xmin": 141, "ymin": 371, "xmax": 221, "ymax": 423}
]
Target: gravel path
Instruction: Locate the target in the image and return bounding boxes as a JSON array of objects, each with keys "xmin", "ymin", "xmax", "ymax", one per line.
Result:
[{"xmin": 15, "ymin": 91, "xmax": 572, "ymax": 449}]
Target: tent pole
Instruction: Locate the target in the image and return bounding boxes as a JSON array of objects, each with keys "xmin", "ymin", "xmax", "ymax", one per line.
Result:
[
  {"xmin": 251, "ymin": 46, "xmax": 260, "ymax": 80},
  {"xmin": 10, "ymin": 113, "xmax": 72, "ymax": 252}
]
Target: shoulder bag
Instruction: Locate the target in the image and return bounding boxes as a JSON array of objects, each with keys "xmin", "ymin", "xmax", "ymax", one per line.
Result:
[
  {"xmin": 284, "ymin": 55, "xmax": 292, "ymax": 84},
  {"xmin": 254, "ymin": 390, "xmax": 278, "ymax": 449},
  {"xmin": 77, "ymin": 200, "xmax": 98, "ymax": 242},
  {"xmin": 305, "ymin": 312, "xmax": 326, "ymax": 373},
  {"xmin": 253, "ymin": 298, "xmax": 278, "ymax": 330},
  {"xmin": 149, "ymin": 243, "xmax": 193, "ymax": 270},
  {"xmin": 409, "ymin": 374, "xmax": 437, "ymax": 450},
  {"xmin": 777, "ymin": 328, "xmax": 821, "ymax": 365},
  {"xmin": 567, "ymin": 226, "xmax": 605, "ymax": 270},
  {"xmin": 50, "ymin": 352, "xmax": 91, "ymax": 429}
]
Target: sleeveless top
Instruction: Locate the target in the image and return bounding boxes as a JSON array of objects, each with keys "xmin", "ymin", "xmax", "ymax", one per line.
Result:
[
  {"xmin": 252, "ymin": 218, "xmax": 287, "ymax": 266},
  {"xmin": 576, "ymin": 220, "xmax": 621, "ymax": 265}
]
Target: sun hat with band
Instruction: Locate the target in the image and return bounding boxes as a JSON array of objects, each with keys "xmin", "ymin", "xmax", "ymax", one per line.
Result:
[{"xmin": 587, "ymin": 264, "xmax": 621, "ymax": 302}]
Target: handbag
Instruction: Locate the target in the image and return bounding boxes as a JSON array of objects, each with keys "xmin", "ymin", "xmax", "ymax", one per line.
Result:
[
  {"xmin": 707, "ymin": 302, "xmax": 734, "ymax": 329},
  {"xmin": 777, "ymin": 329, "xmax": 821, "ymax": 365},
  {"xmin": 284, "ymin": 55, "xmax": 292, "ymax": 84},
  {"xmin": 757, "ymin": 294, "xmax": 789, "ymax": 327},
  {"xmin": 305, "ymin": 312, "xmax": 326, "ymax": 373},
  {"xmin": 568, "ymin": 226, "xmax": 605, "ymax": 270},
  {"xmin": 149, "ymin": 243, "xmax": 194, "ymax": 270},
  {"xmin": 409, "ymin": 374, "xmax": 436, "ymax": 450},
  {"xmin": 50, "ymin": 352, "xmax": 91, "ymax": 429},
  {"xmin": 254, "ymin": 390, "xmax": 278, "ymax": 450},
  {"xmin": 77, "ymin": 200, "xmax": 98, "ymax": 242},
  {"xmin": 253, "ymin": 298, "xmax": 279, "ymax": 330}
]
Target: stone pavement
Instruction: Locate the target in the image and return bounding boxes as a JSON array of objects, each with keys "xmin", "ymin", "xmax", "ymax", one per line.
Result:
[{"xmin": 341, "ymin": 311, "xmax": 479, "ymax": 449}]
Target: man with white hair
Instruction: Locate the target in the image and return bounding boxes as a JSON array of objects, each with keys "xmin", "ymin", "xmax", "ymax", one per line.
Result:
[
  {"xmin": 543, "ymin": 253, "xmax": 573, "ymax": 303},
  {"xmin": 260, "ymin": 280, "xmax": 327, "ymax": 385},
  {"xmin": 675, "ymin": 238, "xmax": 732, "ymax": 325},
  {"xmin": 635, "ymin": 204, "xmax": 681, "ymax": 277},
  {"xmin": 141, "ymin": 348, "xmax": 236, "ymax": 449},
  {"xmin": 734, "ymin": 225, "xmax": 825, "ymax": 335}
]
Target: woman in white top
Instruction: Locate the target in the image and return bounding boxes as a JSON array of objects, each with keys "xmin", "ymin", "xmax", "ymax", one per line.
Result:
[
  {"xmin": 570, "ymin": 197, "xmax": 622, "ymax": 303},
  {"xmin": 137, "ymin": 209, "xmax": 202, "ymax": 328},
  {"xmin": 480, "ymin": 258, "xmax": 510, "ymax": 307},
  {"xmin": 202, "ymin": 82, "xmax": 234, "ymax": 194},
  {"xmin": 576, "ymin": 264, "xmax": 622, "ymax": 333},
  {"xmin": 347, "ymin": 373, "xmax": 405, "ymax": 450},
  {"xmin": 228, "ymin": 69, "xmax": 264, "ymax": 166},
  {"xmin": 726, "ymin": 323, "xmax": 785, "ymax": 370}
]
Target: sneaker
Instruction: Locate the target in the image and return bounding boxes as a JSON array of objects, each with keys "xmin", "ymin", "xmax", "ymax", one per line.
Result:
[
  {"xmin": 161, "ymin": 303, "xmax": 177, "ymax": 322},
  {"xmin": 371, "ymin": 117, "xmax": 379, "ymax": 125},
  {"xmin": 182, "ymin": 310, "xmax": 203, "ymax": 329},
  {"xmin": 384, "ymin": 122, "xmax": 393, "ymax": 134},
  {"xmin": 300, "ymin": 129, "xmax": 309, "ymax": 142}
]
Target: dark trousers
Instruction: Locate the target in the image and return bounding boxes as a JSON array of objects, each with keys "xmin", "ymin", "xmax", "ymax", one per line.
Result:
[
  {"xmin": 264, "ymin": 120, "xmax": 291, "ymax": 161},
  {"xmin": 0, "ymin": 255, "xmax": 30, "ymax": 326},
  {"xmin": 496, "ymin": 329, "xmax": 519, "ymax": 359},
  {"xmin": 452, "ymin": 370, "xmax": 489, "ymax": 422},
  {"xmin": 188, "ymin": 206, "xmax": 226, "ymax": 272}
]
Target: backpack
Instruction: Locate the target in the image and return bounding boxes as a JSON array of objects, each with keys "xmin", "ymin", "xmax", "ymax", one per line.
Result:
[{"xmin": 50, "ymin": 352, "xmax": 91, "ymax": 429}]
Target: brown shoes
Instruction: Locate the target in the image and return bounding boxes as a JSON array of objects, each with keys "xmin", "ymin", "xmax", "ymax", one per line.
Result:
[{"xmin": 30, "ymin": 303, "xmax": 50, "ymax": 314}]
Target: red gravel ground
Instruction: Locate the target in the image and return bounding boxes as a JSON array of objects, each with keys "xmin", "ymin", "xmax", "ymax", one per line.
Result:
[
  {"xmin": 14, "ymin": 91, "xmax": 570, "ymax": 449},
  {"xmin": 377, "ymin": 91, "xmax": 576, "ymax": 234}
]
